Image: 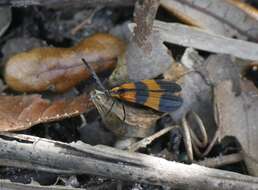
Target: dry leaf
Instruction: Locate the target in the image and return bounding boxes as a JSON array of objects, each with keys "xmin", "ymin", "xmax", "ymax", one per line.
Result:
[
  {"xmin": 161, "ymin": 0, "xmax": 258, "ymax": 41},
  {"xmin": 0, "ymin": 94, "xmax": 93, "ymax": 132},
  {"xmin": 214, "ymin": 80, "xmax": 258, "ymax": 176},
  {"xmin": 5, "ymin": 33, "xmax": 125, "ymax": 93}
]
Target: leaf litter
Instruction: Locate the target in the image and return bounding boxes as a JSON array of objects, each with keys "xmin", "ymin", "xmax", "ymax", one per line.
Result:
[{"xmin": 1, "ymin": 1, "xmax": 258, "ymax": 189}]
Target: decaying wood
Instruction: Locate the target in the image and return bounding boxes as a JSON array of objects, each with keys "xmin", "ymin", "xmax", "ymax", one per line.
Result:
[
  {"xmin": 0, "ymin": 135, "xmax": 258, "ymax": 190},
  {"xmin": 0, "ymin": 0, "xmax": 136, "ymax": 8},
  {"xmin": 154, "ymin": 20, "xmax": 258, "ymax": 61}
]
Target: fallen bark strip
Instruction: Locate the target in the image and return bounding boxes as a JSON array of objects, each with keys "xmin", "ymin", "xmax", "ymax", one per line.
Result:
[
  {"xmin": 0, "ymin": 0, "xmax": 136, "ymax": 7},
  {"xmin": 0, "ymin": 179, "xmax": 84, "ymax": 190},
  {"xmin": 0, "ymin": 136, "xmax": 258, "ymax": 189},
  {"xmin": 154, "ymin": 20, "xmax": 258, "ymax": 61}
]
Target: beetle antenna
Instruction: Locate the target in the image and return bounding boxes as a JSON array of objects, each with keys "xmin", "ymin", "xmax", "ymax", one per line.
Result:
[{"xmin": 82, "ymin": 58, "xmax": 107, "ymax": 92}]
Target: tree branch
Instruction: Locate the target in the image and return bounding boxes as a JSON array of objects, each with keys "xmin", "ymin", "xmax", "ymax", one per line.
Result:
[
  {"xmin": 0, "ymin": 0, "xmax": 136, "ymax": 8},
  {"xmin": 0, "ymin": 135, "xmax": 258, "ymax": 190}
]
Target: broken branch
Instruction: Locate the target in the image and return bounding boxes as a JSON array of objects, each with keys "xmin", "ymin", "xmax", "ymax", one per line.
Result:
[
  {"xmin": 0, "ymin": 135, "xmax": 258, "ymax": 189},
  {"xmin": 0, "ymin": 179, "xmax": 84, "ymax": 190},
  {"xmin": 0, "ymin": 0, "xmax": 136, "ymax": 7}
]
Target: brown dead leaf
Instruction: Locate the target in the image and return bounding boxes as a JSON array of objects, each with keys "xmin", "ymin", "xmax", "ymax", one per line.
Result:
[
  {"xmin": 4, "ymin": 33, "xmax": 125, "ymax": 93},
  {"xmin": 214, "ymin": 80, "xmax": 258, "ymax": 176},
  {"xmin": 161, "ymin": 0, "xmax": 258, "ymax": 41},
  {"xmin": 0, "ymin": 94, "xmax": 93, "ymax": 132}
]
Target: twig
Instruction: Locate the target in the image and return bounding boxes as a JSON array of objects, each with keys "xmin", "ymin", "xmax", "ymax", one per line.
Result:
[
  {"xmin": 0, "ymin": 0, "xmax": 136, "ymax": 7},
  {"xmin": 126, "ymin": 0, "xmax": 173, "ymax": 81},
  {"xmin": 0, "ymin": 179, "xmax": 84, "ymax": 190},
  {"xmin": 128, "ymin": 125, "xmax": 179, "ymax": 152},
  {"xmin": 133, "ymin": 0, "xmax": 160, "ymax": 47},
  {"xmin": 154, "ymin": 20, "xmax": 258, "ymax": 61},
  {"xmin": 0, "ymin": 135, "xmax": 258, "ymax": 189},
  {"xmin": 197, "ymin": 153, "xmax": 243, "ymax": 168},
  {"xmin": 70, "ymin": 6, "xmax": 104, "ymax": 35}
]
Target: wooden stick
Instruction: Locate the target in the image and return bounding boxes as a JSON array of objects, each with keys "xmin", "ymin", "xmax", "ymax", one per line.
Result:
[
  {"xmin": 126, "ymin": 0, "xmax": 173, "ymax": 81},
  {"xmin": 128, "ymin": 125, "xmax": 179, "ymax": 152},
  {"xmin": 0, "ymin": 136, "xmax": 258, "ymax": 190},
  {"xmin": 154, "ymin": 20, "xmax": 258, "ymax": 61},
  {"xmin": 70, "ymin": 6, "xmax": 104, "ymax": 35},
  {"xmin": 0, "ymin": 0, "xmax": 136, "ymax": 7},
  {"xmin": 133, "ymin": 0, "xmax": 161, "ymax": 47},
  {"xmin": 0, "ymin": 179, "xmax": 84, "ymax": 190},
  {"xmin": 197, "ymin": 153, "xmax": 243, "ymax": 168}
]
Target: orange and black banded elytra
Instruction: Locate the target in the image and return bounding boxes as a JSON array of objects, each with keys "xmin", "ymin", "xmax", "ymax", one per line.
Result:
[
  {"xmin": 82, "ymin": 58, "xmax": 182, "ymax": 113},
  {"xmin": 110, "ymin": 80, "xmax": 183, "ymax": 112}
]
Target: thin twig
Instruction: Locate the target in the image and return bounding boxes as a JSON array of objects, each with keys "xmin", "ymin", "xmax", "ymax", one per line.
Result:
[
  {"xmin": 0, "ymin": 179, "xmax": 84, "ymax": 190},
  {"xmin": 0, "ymin": 0, "xmax": 136, "ymax": 7},
  {"xmin": 70, "ymin": 6, "xmax": 104, "ymax": 35},
  {"xmin": 133, "ymin": 0, "xmax": 161, "ymax": 47},
  {"xmin": 197, "ymin": 153, "xmax": 243, "ymax": 168},
  {"xmin": 128, "ymin": 125, "xmax": 179, "ymax": 152}
]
